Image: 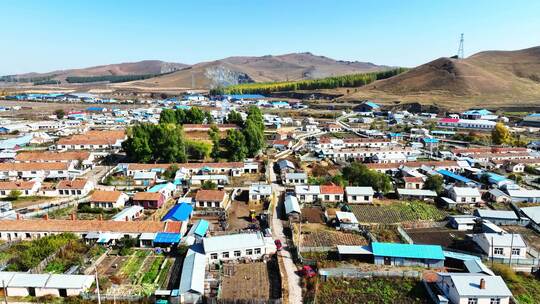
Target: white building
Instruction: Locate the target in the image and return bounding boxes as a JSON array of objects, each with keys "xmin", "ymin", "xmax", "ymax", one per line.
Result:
[
  {"xmin": 448, "ymin": 187, "xmax": 482, "ymax": 204},
  {"xmin": 203, "ymin": 232, "xmax": 276, "ymax": 264},
  {"xmin": 295, "ymin": 185, "xmax": 320, "ymax": 203},
  {"xmin": 472, "ymin": 232, "xmax": 527, "ymax": 259},
  {"xmin": 436, "ymin": 273, "xmax": 512, "ymax": 304},
  {"xmin": 345, "ymin": 186, "xmax": 374, "ymax": 204},
  {"xmin": 249, "ymin": 184, "xmax": 272, "ymax": 202},
  {"xmin": 284, "ymin": 172, "xmax": 308, "ymax": 185}
]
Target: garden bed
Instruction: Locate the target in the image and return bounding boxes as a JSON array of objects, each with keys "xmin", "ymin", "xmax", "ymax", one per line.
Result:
[{"xmin": 350, "ymin": 201, "xmax": 447, "ymax": 224}]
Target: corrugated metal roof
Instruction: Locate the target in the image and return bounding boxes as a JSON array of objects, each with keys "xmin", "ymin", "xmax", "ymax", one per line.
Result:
[
  {"xmin": 203, "ymin": 232, "xmax": 266, "ymax": 253},
  {"xmin": 154, "ymin": 232, "xmax": 181, "ymax": 244},
  {"xmin": 45, "ymin": 274, "xmax": 94, "ymax": 289},
  {"xmin": 371, "ymin": 242, "xmax": 445, "ymax": 260},
  {"xmin": 284, "ymin": 195, "xmax": 301, "ymax": 215},
  {"xmin": 162, "ymin": 203, "xmax": 193, "ymax": 222},
  {"xmin": 179, "ymin": 246, "xmax": 207, "ymax": 295},
  {"xmin": 440, "ymin": 273, "xmax": 512, "ymax": 297}
]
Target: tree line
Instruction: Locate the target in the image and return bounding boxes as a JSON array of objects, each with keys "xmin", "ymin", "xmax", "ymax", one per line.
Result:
[
  {"xmin": 211, "ymin": 68, "xmax": 407, "ymax": 95},
  {"xmin": 65, "ymin": 72, "xmax": 173, "ymax": 84},
  {"xmin": 122, "ymin": 106, "xmax": 265, "ymax": 163}
]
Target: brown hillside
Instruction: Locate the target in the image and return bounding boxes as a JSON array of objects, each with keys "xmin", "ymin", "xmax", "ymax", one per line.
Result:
[
  {"xmin": 341, "ymin": 46, "xmax": 540, "ymax": 109},
  {"xmin": 117, "ymin": 52, "xmax": 390, "ymax": 89}
]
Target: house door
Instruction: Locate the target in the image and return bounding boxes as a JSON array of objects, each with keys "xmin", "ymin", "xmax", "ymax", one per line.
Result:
[
  {"xmin": 59, "ymin": 289, "xmax": 67, "ymax": 297},
  {"xmin": 28, "ymin": 287, "xmax": 36, "ymax": 297},
  {"xmin": 383, "ymin": 257, "xmax": 391, "ymax": 265}
]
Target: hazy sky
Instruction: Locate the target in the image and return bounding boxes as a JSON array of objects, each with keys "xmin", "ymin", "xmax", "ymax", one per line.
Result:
[{"xmin": 1, "ymin": 0, "xmax": 539, "ymax": 75}]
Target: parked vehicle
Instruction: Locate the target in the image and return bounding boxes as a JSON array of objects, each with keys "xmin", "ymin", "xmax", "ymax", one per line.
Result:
[{"xmin": 274, "ymin": 239, "xmax": 283, "ymax": 251}]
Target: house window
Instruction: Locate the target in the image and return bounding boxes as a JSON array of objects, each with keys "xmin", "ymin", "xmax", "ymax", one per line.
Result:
[
  {"xmin": 222, "ymin": 252, "xmax": 229, "ymax": 258},
  {"xmin": 461, "ymin": 197, "xmax": 466, "ymax": 203},
  {"xmin": 210, "ymin": 253, "xmax": 218, "ymax": 260},
  {"xmin": 494, "ymin": 247, "xmax": 504, "ymax": 255},
  {"xmin": 234, "ymin": 250, "xmax": 241, "ymax": 257},
  {"xmin": 325, "ymin": 195, "xmax": 330, "ymax": 201},
  {"xmin": 199, "ymin": 202, "xmax": 204, "ymax": 207},
  {"xmin": 364, "ymin": 196, "xmax": 369, "ymax": 201},
  {"xmin": 352, "ymin": 195, "xmax": 357, "ymax": 201},
  {"xmin": 512, "ymin": 248, "xmax": 520, "ymax": 255},
  {"xmin": 246, "ymin": 249, "xmax": 253, "ymax": 255},
  {"xmin": 472, "ymin": 197, "xmax": 476, "ymax": 203},
  {"xmin": 468, "ymin": 298, "xmax": 478, "ymax": 304},
  {"xmin": 334, "ymin": 195, "xmax": 339, "ymax": 200},
  {"xmin": 490, "ymin": 298, "xmax": 501, "ymax": 304},
  {"xmin": 254, "ymin": 248, "xmax": 261, "ymax": 254}
]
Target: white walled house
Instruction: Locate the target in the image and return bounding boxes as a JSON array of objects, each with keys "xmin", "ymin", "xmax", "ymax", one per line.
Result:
[
  {"xmin": 318, "ymin": 185, "xmax": 344, "ymax": 203},
  {"xmin": 284, "ymin": 172, "xmax": 308, "ymax": 185},
  {"xmin": 203, "ymin": 232, "xmax": 276, "ymax": 264},
  {"xmin": 0, "ymin": 272, "xmax": 94, "ymax": 298},
  {"xmin": 345, "ymin": 186, "xmax": 374, "ymax": 204},
  {"xmin": 448, "ymin": 187, "xmax": 482, "ymax": 204},
  {"xmin": 89, "ymin": 190, "xmax": 129, "ymax": 209},
  {"xmin": 0, "ymin": 180, "xmax": 41, "ymax": 197},
  {"xmin": 56, "ymin": 179, "xmax": 94, "ymax": 196},
  {"xmin": 249, "ymin": 184, "xmax": 272, "ymax": 203},
  {"xmin": 295, "ymin": 185, "xmax": 320, "ymax": 203},
  {"xmin": 472, "ymin": 232, "xmax": 527, "ymax": 259},
  {"xmin": 436, "ymin": 273, "xmax": 512, "ymax": 304},
  {"xmin": 194, "ymin": 190, "xmax": 227, "ymax": 208}
]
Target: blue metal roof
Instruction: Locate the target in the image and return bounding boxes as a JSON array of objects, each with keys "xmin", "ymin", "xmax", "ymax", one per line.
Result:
[
  {"xmin": 224, "ymin": 94, "xmax": 265, "ymax": 99},
  {"xmin": 365, "ymin": 101, "xmax": 380, "ymax": 108},
  {"xmin": 0, "ymin": 134, "xmax": 33, "ymax": 150},
  {"xmin": 437, "ymin": 169, "xmax": 474, "ymax": 184},
  {"xmin": 193, "ymin": 219, "xmax": 209, "ymax": 237},
  {"xmin": 422, "ymin": 137, "xmax": 439, "ymax": 144},
  {"xmin": 371, "ymin": 242, "xmax": 445, "ymax": 260},
  {"xmin": 154, "ymin": 232, "xmax": 181, "ymax": 244},
  {"xmin": 162, "ymin": 203, "xmax": 193, "ymax": 222},
  {"xmin": 463, "ymin": 109, "xmax": 492, "ymax": 115},
  {"xmin": 443, "ymin": 250, "xmax": 481, "ymax": 261}
]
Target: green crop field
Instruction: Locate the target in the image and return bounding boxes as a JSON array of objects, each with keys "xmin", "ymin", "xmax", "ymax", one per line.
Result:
[{"xmin": 350, "ymin": 201, "xmax": 448, "ymax": 224}]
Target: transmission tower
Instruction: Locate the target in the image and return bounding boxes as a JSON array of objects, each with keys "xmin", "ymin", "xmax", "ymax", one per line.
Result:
[{"xmin": 457, "ymin": 33, "xmax": 464, "ymax": 59}]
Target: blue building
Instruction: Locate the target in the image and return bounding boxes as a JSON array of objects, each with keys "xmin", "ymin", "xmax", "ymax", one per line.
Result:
[
  {"xmin": 162, "ymin": 202, "xmax": 193, "ymax": 222},
  {"xmin": 371, "ymin": 242, "xmax": 445, "ymax": 267}
]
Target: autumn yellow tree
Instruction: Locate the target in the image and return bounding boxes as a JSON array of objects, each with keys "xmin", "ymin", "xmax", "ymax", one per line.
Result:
[{"xmin": 491, "ymin": 122, "xmax": 512, "ymax": 145}]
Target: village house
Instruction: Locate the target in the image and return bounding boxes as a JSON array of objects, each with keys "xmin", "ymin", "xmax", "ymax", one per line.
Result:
[
  {"xmin": 435, "ymin": 273, "xmax": 512, "ymax": 304},
  {"xmin": 0, "ymin": 272, "xmax": 94, "ymax": 298},
  {"xmin": 0, "ymin": 162, "xmax": 75, "ymax": 180},
  {"xmin": 203, "ymin": 232, "xmax": 276, "ymax": 264},
  {"xmin": 505, "ymin": 188, "xmax": 540, "ymax": 203},
  {"xmin": 133, "ymin": 171, "xmax": 157, "ymax": 186},
  {"xmin": 0, "ymin": 219, "xmax": 172, "ymax": 242},
  {"xmin": 55, "ymin": 130, "xmax": 125, "ymax": 150},
  {"xmin": 56, "ymin": 179, "xmax": 94, "ymax": 196},
  {"xmin": 345, "ymin": 186, "xmax": 374, "ymax": 204},
  {"xmin": 295, "ymin": 185, "xmax": 320, "ymax": 203},
  {"xmin": 335, "ymin": 211, "xmax": 359, "ymax": 230},
  {"xmin": 194, "ymin": 189, "xmax": 227, "ymax": 208},
  {"xmin": 284, "ymin": 172, "xmax": 308, "ymax": 186},
  {"xmin": 132, "ymin": 192, "xmax": 165, "ymax": 209},
  {"xmin": 249, "ymin": 184, "xmax": 272, "ymax": 203},
  {"xmin": 448, "ymin": 186, "xmax": 482, "ymax": 204},
  {"xmin": 89, "ymin": 190, "xmax": 129, "ymax": 209},
  {"xmin": 284, "ymin": 195, "xmax": 301, "ymax": 220},
  {"xmin": 319, "ymin": 185, "xmax": 344, "ymax": 203},
  {"xmin": 371, "ymin": 242, "xmax": 445, "ymax": 267},
  {"xmin": 0, "ymin": 180, "xmax": 41, "ymax": 197},
  {"xmin": 14, "ymin": 151, "xmax": 94, "ymax": 169},
  {"xmin": 402, "ymin": 176, "xmax": 424, "ymax": 189},
  {"xmin": 111, "ymin": 205, "xmax": 144, "ymax": 221},
  {"xmin": 472, "ymin": 232, "xmax": 527, "ymax": 259}
]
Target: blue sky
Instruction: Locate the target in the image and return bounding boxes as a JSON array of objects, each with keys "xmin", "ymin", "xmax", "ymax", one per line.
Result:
[{"xmin": 1, "ymin": 0, "xmax": 539, "ymax": 75}]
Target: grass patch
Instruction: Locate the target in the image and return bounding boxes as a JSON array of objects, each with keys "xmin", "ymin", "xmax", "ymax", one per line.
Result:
[
  {"xmin": 492, "ymin": 263, "xmax": 540, "ymax": 304},
  {"xmin": 350, "ymin": 201, "xmax": 447, "ymax": 224},
  {"xmin": 313, "ymin": 277, "xmax": 429, "ymax": 304},
  {"xmin": 4, "ymin": 233, "xmax": 78, "ymax": 271}
]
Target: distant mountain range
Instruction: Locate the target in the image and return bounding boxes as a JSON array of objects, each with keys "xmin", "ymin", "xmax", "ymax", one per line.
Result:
[{"xmin": 2, "ymin": 53, "xmax": 391, "ymax": 88}]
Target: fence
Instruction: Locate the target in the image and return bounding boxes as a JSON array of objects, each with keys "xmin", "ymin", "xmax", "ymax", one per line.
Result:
[
  {"xmin": 29, "ymin": 242, "xmax": 71, "ymax": 273},
  {"xmin": 81, "ymin": 293, "xmax": 145, "ymax": 302},
  {"xmin": 396, "ymin": 226, "xmax": 414, "ymax": 244},
  {"xmin": 318, "ymin": 268, "xmax": 422, "ymax": 281}
]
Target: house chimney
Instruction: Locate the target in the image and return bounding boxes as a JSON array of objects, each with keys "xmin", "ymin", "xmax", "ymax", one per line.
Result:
[
  {"xmin": 70, "ymin": 213, "xmax": 76, "ymax": 221},
  {"xmin": 98, "ymin": 214, "xmax": 103, "ymax": 221},
  {"xmin": 16, "ymin": 213, "xmax": 20, "ymax": 220},
  {"xmin": 479, "ymin": 278, "xmax": 486, "ymax": 289},
  {"xmin": 43, "ymin": 214, "xmax": 49, "ymax": 220},
  {"xmin": 125, "ymin": 216, "xmax": 129, "ymax": 222}
]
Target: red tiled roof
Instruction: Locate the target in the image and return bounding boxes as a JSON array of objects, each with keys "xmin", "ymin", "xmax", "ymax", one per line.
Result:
[
  {"xmin": 403, "ymin": 177, "xmax": 424, "ymax": 183},
  {"xmin": 0, "ymin": 219, "xmax": 165, "ymax": 233},
  {"xmin": 15, "ymin": 151, "xmax": 90, "ymax": 162},
  {"xmin": 57, "ymin": 179, "xmax": 90, "ymax": 190},
  {"xmin": 133, "ymin": 192, "xmax": 162, "ymax": 201},
  {"xmin": 0, "ymin": 181, "xmax": 36, "ymax": 190},
  {"xmin": 195, "ymin": 189, "xmax": 225, "ymax": 202},
  {"xmin": 0, "ymin": 162, "xmax": 69, "ymax": 171},
  {"xmin": 90, "ymin": 190, "xmax": 123, "ymax": 203},
  {"xmin": 319, "ymin": 185, "xmax": 344, "ymax": 194}
]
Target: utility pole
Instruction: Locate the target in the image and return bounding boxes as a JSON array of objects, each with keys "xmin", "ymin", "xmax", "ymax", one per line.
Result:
[
  {"xmin": 95, "ymin": 269, "xmax": 101, "ymax": 304},
  {"xmin": 2, "ymin": 279, "xmax": 7, "ymax": 304},
  {"xmin": 457, "ymin": 33, "xmax": 465, "ymax": 59}
]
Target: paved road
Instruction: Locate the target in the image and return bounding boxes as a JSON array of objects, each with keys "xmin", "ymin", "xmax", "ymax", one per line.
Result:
[{"xmin": 270, "ymin": 180, "xmax": 302, "ymax": 304}]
